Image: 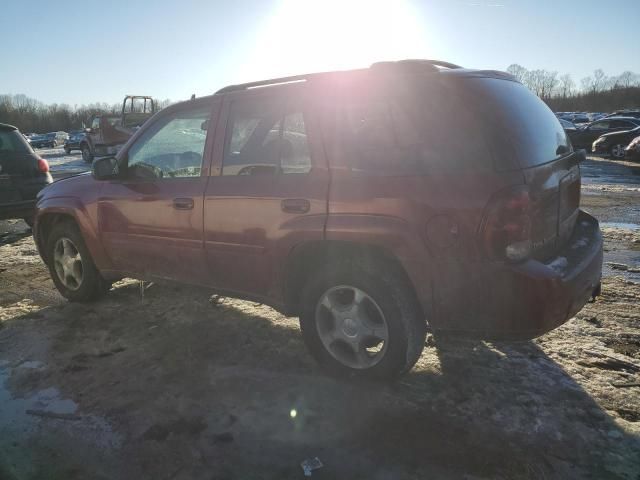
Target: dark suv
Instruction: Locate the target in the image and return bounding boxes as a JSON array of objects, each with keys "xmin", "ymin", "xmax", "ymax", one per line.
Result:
[
  {"xmin": 1, "ymin": 123, "xmax": 52, "ymax": 225},
  {"xmin": 33, "ymin": 60, "xmax": 603, "ymax": 379}
]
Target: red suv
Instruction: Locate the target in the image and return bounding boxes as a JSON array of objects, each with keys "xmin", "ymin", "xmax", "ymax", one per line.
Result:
[{"xmin": 34, "ymin": 60, "xmax": 603, "ymax": 379}]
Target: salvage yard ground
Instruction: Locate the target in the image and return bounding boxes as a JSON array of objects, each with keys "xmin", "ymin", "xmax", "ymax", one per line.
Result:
[{"xmin": 1, "ymin": 148, "xmax": 639, "ymax": 479}]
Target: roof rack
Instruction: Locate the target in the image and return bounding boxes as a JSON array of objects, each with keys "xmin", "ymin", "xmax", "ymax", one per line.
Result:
[
  {"xmin": 215, "ymin": 74, "xmax": 312, "ymax": 94},
  {"xmin": 215, "ymin": 60, "xmax": 463, "ymax": 95},
  {"xmin": 370, "ymin": 59, "xmax": 462, "ymax": 71}
]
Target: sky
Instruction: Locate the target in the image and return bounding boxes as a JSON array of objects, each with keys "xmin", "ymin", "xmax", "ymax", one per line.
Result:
[{"xmin": 1, "ymin": 0, "xmax": 639, "ymax": 106}]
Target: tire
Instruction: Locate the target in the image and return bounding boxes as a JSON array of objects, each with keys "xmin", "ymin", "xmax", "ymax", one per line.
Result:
[
  {"xmin": 45, "ymin": 221, "xmax": 110, "ymax": 302},
  {"xmin": 610, "ymin": 143, "xmax": 626, "ymax": 160},
  {"xmin": 81, "ymin": 143, "xmax": 93, "ymax": 163},
  {"xmin": 299, "ymin": 259, "xmax": 426, "ymax": 380}
]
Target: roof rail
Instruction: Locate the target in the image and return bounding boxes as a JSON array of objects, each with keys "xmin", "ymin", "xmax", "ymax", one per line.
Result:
[
  {"xmin": 215, "ymin": 74, "xmax": 311, "ymax": 94},
  {"xmin": 370, "ymin": 59, "xmax": 463, "ymax": 71},
  {"xmin": 214, "ymin": 60, "xmax": 463, "ymax": 95}
]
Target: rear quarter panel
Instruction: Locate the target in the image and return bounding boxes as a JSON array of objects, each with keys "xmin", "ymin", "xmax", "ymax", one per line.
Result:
[{"xmin": 325, "ymin": 169, "xmax": 524, "ymax": 327}]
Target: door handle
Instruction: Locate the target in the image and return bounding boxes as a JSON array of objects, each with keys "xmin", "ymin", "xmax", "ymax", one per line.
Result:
[
  {"xmin": 281, "ymin": 198, "xmax": 310, "ymax": 214},
  {"xmin": 173, "ymin": 197, "xmax": 194, "ymax": 210}
]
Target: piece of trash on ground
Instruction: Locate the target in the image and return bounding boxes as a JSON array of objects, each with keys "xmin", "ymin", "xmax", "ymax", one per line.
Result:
[{"xmin": 301, "ymin": 457, "xmax": 323, "ymax": 476}]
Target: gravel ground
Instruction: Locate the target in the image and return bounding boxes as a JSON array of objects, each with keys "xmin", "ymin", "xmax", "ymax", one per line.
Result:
[{"xmin": 0, "ymin": 152, "xmax": 638, "ymax": 479}]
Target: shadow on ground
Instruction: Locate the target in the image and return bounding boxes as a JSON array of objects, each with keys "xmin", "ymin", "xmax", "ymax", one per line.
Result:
[{"xmin": 1, "ymin": 281, "xmax": 638, "ymax": 480}]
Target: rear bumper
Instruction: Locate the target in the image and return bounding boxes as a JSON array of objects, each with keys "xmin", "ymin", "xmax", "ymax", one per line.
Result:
[
  {"xmin": 435, "ymin": 211, "xmax": 603, "ymax": 340},
  {"xmin": 0, "ymin": 175, "xmax": 52, "ymax": 220}
]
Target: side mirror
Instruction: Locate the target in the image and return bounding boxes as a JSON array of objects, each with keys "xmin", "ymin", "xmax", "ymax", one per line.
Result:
[{"xmin": 92, "ymin": 156, "xmax": 120, "ymax": 180}]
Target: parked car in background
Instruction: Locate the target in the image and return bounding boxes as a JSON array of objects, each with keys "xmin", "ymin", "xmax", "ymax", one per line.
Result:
[
  {"xmin": 592, "ymin": 126, "xmax": 640, "ymax": 159},
  {"xmin": 567, "ymin": 117, "xmax": 640, "ymax": 150},
  {"xmin": 625, "ymin": 135, "xmax": 640, "ymax": 161},
  {"xmin": 604, "ymin": 110, "xmax": 640, "ymax": 120},
  {"xmin": 559, "ymin": 113, "xmax": 590, "ymax": 125},
  {"xmin": 0, "ymin": 123, "xmax": 52, "ymax": 226},
  {"xmin": 33, "ymin": 60, "xmax": 602, "ymax": 379},
  {"xmin": 64, "ymin": 131, "xmax": 86, "ymax": 154},
  {"xmin": 559, "ymin": 118, "xmax": 578, "ymax": 131},
  {"xmin": 30, "ymin": 132, "xmax": 68, "ymax": 148}
]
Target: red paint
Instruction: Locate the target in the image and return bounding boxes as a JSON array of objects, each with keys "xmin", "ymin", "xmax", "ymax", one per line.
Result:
[{"xmin": 34, "ymin": 64, "xmax": 603, "ymax": 340}]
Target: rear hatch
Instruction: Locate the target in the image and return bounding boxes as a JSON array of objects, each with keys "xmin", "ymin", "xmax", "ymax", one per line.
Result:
[
  {"xmin": 460, "ymin": 77, "xmax": 581, "ymax": 259},
  {"xmin": 0, "ymin": 128, "xmax": 39, "ymax": 204}
]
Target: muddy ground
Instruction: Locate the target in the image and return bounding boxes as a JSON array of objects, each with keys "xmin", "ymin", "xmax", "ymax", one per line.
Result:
[{"xmin": 0, "ymin": 150, "xmax": 639, "ymax": 479}]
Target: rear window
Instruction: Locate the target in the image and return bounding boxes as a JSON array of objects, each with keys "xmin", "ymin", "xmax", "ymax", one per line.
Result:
[
  {"xmin": 0, "ymin": 129, "xmax": 31, "ymax": 155},
  {"xmin": 458, "ymin": 78, "xmax": 571, "ymax": 168},
  {"xmin": 319, "ymin": 77, "xmax": 495, "ymax": 174}
]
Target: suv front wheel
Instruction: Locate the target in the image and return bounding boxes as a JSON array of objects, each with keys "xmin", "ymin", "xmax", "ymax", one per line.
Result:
[
  {"xmin": 46, "ymin": 221, "xmax": 110, "ymax": 302},
  {"xmin": 299, "ymin": 260, "xmax": 426, "ymax": 380}
]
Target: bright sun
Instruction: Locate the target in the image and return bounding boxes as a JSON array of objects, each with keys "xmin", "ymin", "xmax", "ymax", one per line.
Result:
[{"xmin": 242, "ymin": 0, "xmax": 432, "ymax": 80}]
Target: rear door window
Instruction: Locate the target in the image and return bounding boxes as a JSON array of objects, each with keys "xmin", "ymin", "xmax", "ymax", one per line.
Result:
[
  {"xmin": 222, "ymin": 98, "xmax": 312, "ymax": 176},
  {"xmin": 610, "ymin": 120, "xmax": 635, "ymax": 129}
]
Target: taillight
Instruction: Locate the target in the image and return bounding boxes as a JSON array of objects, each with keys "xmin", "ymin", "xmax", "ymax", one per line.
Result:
[
  {"xmin": 37, "ymin": 157, "xmax": 49, "ymax": 173},
  {"xmin": 480, "ymin": 185, "xmax": 532, "ymax": 262}
]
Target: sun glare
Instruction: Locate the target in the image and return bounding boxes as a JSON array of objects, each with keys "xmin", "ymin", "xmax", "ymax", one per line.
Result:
[{"xmin": 242, "ymin": 0, "xmax": 431, "ymax": 80}]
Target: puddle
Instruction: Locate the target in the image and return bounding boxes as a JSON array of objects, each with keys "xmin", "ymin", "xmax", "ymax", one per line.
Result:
[
  {"xmin": 601, "ymin": 222, "xmax": 640, "ymax": 231},
  {"xmin": 0, "ymin": 365, "xmax": 123, "ymax": 476}
]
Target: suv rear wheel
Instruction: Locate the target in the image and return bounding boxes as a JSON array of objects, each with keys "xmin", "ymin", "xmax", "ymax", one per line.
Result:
[
  {"xmin": 81, "ymin": 144, "xmax": 93, "ymax": 163},
  {"xmin": 299, "ymin": 260, "xmax": 426, "ymax": 380},
  {"xmin": 46, "ymin": 221, "xmax": 110, "ymax": 302}
]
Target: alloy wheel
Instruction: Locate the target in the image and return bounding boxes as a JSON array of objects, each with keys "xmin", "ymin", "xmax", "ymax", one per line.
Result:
[
  {"xmin": 611, "ymin": 144, "xmax": 626, "ymax": 159},
  {"xmin": 315, "ymin": 285, "xmax": 389, "ymax": 369},
  {"xmin": 53, "ymin": 237, "xmax": 84, "ymax": 291}
]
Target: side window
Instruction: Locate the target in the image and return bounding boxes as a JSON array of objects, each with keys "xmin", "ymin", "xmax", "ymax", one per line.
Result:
[
  {"xmin": 591, "ymin": 121, "xmax": 608, "ymax": 130},
  {"xmin": 126, "ymin": 106, "xmax": 211, "ymax": 180},
  {"xmin": 91, "ymin": 117, "xmax": 100, "ymax": 130},
  {"xmin": 281, "ymin": 113, "xmax": 311, "ymax": 174},
  {"xmin": 611, "ymin": 120, "xmax": 633, "ymax": 129},
  {"xmin": 222, "ymin": 99, "xmax": 312, "ymax": 176}
]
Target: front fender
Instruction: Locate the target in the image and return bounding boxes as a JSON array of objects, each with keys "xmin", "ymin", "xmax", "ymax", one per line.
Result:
[{"xmin": 35, "ymin": 196, "xmax": 111, "ymax": 271}]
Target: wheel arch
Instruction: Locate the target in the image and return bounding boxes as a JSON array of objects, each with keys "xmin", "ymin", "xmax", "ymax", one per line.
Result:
[
  {"xmin": 282, "ymin": 240, "xmax": 430, "ymax": 320},
  {"xmin": 35, "ymin": 201, "xmax": 108, "ymax": 270}
]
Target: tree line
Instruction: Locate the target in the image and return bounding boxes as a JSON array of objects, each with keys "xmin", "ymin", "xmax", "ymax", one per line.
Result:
[
  {"xmin": 0, "ymin": 94, "xmax": 171, "ymax": 134},
  {"xmin": 506, "ymin": 64, "xmax": 640, "ymax": 112},
  {"xmin": 2, "ymin": 67, "xmax": 640, "ymax": 133}
]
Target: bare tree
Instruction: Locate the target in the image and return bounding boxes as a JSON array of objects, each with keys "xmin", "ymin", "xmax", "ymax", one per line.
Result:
[
  {"xmin": 506, "ymin": 64, "xmax": 528, "ymax": 83},
  {"xmin": 616, "ymin": 71, "xmax": 639, "ymax": 89},
  {"xmin": 540, "ymin": 71, "xmax": 558, "ymax": 100},
  {"xmin": 558, "ymin": 74, "xmax": 574, "ymax": 98}
]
